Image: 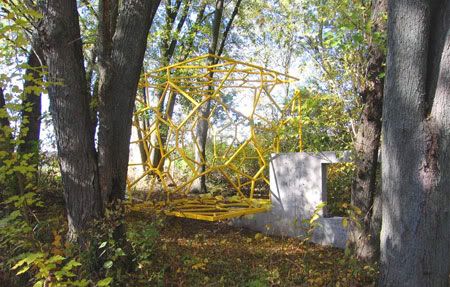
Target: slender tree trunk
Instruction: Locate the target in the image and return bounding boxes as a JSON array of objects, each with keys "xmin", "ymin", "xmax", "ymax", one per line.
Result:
[
  {"xmin": 0, "ymin": 87, "xmax": 12, "ymax": 154},
  {"xmin": 190, "ymin": 0, "xmax": 241, "ymax": 193},
  {"xmin": 38, "ymin": 0, "xmax": 101, "ymax": 243},
  {"xmin": 191, "ymin": 0, "xmax": 224, "ymax": 193},
  {"xmin": 149, "ymin": 91, "xmax": 177, "ymax": 173},
  {"xmin": 347, "ymin": 0, "xmax": 386, "ymax": 262},
  {"xmin": 134, "ymin": 113, "xmax": 148, "ymax": 171},
  {"xmin": 153, "ymin": 0, "xmax": 207, "ymax": 173},
  {"xmin": 160, "ymin": 90, "xmax": 177, "ymax": 155},
  {"xmin": 85, "ymin": 48, "xmax": 98, "ymax": 140},
  {"xmin": 17, "ymin": 46, "xmax": 44, "ymax": 192},
  {"xmin": 380, "ymin": 0, "xmax": 450, "ymax": 286},
  {"xmin": 0, "ymin": 86, "xmax": 13, "ymax": 198},
  {"xmin": 149, "ymin": 0, "xmax": 191, "ymax": 171},
  {"xmin": 180, "ymin": 0, "xmax": 207, "ymax": 61},
  {"xmin": 148, "ymin": 94, "xmax": 168, "ymax": 172},
  {"xmin": 147, "ymin": 1, "xmax": 208, "ymax": 171}
]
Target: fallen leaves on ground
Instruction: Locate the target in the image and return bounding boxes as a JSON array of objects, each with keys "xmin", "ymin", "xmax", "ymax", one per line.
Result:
[{"xmin": 127, "ymin": 208, "xmax": 377, "ymax": 286}]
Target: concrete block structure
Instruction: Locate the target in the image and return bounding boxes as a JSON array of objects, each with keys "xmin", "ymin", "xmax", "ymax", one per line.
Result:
[{"xmin": 233, "ymin": 152, "xmax": 351, "ymax": 249}]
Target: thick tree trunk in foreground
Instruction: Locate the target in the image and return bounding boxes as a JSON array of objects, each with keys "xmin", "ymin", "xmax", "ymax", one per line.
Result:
[
  {"xmin": 39, "ymin": 0, "xmax": 160, "ymax": 243},
  {"xmin": 347, "ymin": 0, "xmax": 386, "ymax": 262},
  {"xmin": 38, "ymin": 0, "xmax": 101, "ymax": 243},
  {"xmin": 380, "ymin": 0, "xmax": 450, "ymax": 286},
  {"xmin": 97, "ymin": 0, "xmax": 160, "ymax": 204}
]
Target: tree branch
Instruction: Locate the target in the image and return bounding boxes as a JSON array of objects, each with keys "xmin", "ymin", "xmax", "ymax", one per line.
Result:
[
  {"xmin": 209, "ymin": 0, "xmax": 224, "ymax": 55},
  {"xmin": 216, "ymin": 0, "xmax": 242, "ymax": 57},
  {"xmin": 81, "ymin": 0, "xmax": 99, "ymax": 19},
  {"xmin": 166, "ymin": 0, "xmax": 192, "ymax": 59},
  {"xmin": 180, "ymin": 0, "xmax": 207, "ymax": 60}
]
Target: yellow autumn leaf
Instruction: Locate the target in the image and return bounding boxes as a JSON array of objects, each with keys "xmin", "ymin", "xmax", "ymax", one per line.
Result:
[
  {"xmin": 254, "ymin": 233, "xmax": 263, "ymax": 240},
  {"xmin": 192, "ymin": 262, "xmax": 206, "ymax": 270}
]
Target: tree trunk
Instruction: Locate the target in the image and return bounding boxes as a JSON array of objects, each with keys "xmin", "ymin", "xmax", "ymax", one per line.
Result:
[
  {"xmin": 38, "ymin": 0, "xmax": 101, "ymax": 243},
  {"xmin": 380, "ymin": 0, "xmax": 450, "ymax": 286},
  {"xmin": 95, "ymin": 2, "xmax": 160, "ymax": 259},
  {"xmin": 190, "ymin": 0, "xmax": 241, "ymax": 193},
  {"xmin": 347, "ymin": 0, "xmax": 386, "ymax": 262},
  {"xmin": 190, "ymin": 0, "xmax": 224, "ymax": 193},
  {"xmin": 0, "ymin": 86, "xmax": 13, "ymax": 198},
  {"xmin": 0, "ymin": 86, "xmax": 12, "ymax": 154},
  {"xmin": 38, "ymin": 0, "xmax": 161, "ymax": 246},
  {"xmin": 97, "ymin": 0, "xmax": 160, "ymax": 206},
  {"xmin": 149, "ymin": 0, "xmax": 191, "ymax": 171},
  {"xmin": 17, "ymin": 46, "xmax": 44, "ymax": 192},
  {"xmin": 148, "ymin": 1, "xmax": 207, "ymax": 173},
  {"xmin": 148, "ymin": 95, "xmax": 167, "ymax": 173},
  {"xmin": 156, "ymin": 90, "xmax": 177, "ymax": 172},
  {"xmin": 85, "ymin": 48, "xmax": 98, "ymax": 140},
  {"xmin": 151, "ymin": 0, "xmax": 207, "ymax": 174}
]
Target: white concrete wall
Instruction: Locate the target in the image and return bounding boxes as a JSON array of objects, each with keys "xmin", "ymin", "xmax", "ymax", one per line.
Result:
[{"xmin": 233, "ymin": 151, "xmax": 351, "ymax": 249}]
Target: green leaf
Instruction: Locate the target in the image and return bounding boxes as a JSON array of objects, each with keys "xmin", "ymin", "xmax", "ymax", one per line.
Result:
[
  {"xmin": 344, "ymin": 247, "xmax": 351, "ymax": 257},
  {"xmin": 316, "ymin": 201, "xmax": 327, "ymax": 209},
  {"xmin": 47, "ymin": 255, "xmax": 65, "ymax": 264},
  {"xmin": 309, "ymin": 214, "xmax": 319, "ymax": 224},
  {"xmin": 4, "ymin": 195, "xmax": 19, "ymax": 204},
  {"xmin": 63, "ymin": 259, "xmax": 82, "ymax": 271},
  {"xmin": 12, "ymin": 252, "xmax": 44, "ymax": 270},
  {"xmin": 342, "ymin": 218, "xmax": 348, "ymax": 228},
  {"xmin": 98, "ymin": 241, "xmax": 107, "ymax": 249},
  {"xmin": 115, "ymin": 247, "xmax": 125, "ymax": 257},
  {"xmin": 103, "ymin": 260, "xmax": 113, "ymax": 269},
  {"xmin": 97, "ymin": 277, "xmax": 113, "ymax": 286},
  {"xmin": 16, "ymin": 265, "xmax": 31, "ymax": 275},
  {"xmin": 72, "ymin": 279, "xmax": 90, "ymax": 287}
]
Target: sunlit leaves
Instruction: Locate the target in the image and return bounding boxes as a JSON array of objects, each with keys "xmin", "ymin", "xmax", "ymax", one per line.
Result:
[
  {"xmin": 97, "ymin": 277, "xmax": 113, "ymax": 286},
  {"xmin": 278, "ymin": 93, "xmax": 353, "ymax": 153},
  {"xmin": 11, "ymin": 251, "xmax": 90, "ymax": 286}
]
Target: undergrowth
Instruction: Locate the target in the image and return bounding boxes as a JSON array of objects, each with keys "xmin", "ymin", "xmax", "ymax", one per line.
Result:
[{"xmin": 1, "ymin": 171, "xmax": 377, "ymax": 287}]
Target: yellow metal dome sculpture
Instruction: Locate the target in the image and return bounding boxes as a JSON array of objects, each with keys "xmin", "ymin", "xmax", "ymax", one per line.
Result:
[{"xmin": 127, "ymin": 54, "xmax": 301, "ymax": 221}]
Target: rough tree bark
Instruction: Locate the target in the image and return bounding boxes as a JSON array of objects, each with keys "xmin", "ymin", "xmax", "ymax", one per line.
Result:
[
  {"xmin": 347, "ymin": 0, "xmax": 386, "ymax": 262},
  {"xmin": 38, "ymin": 0, "xmax": 160, "ymax": 243},
  {"xmin": 97, "ymin": 0, "xmax": 160, "ymax": 205},
  {"xmin": 380, "ymin": 0, "xmax": 450, "ymax": 286},
  {"xmin": 38, "ymin": 0, "xmax": 101, "ymax": 242}
]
